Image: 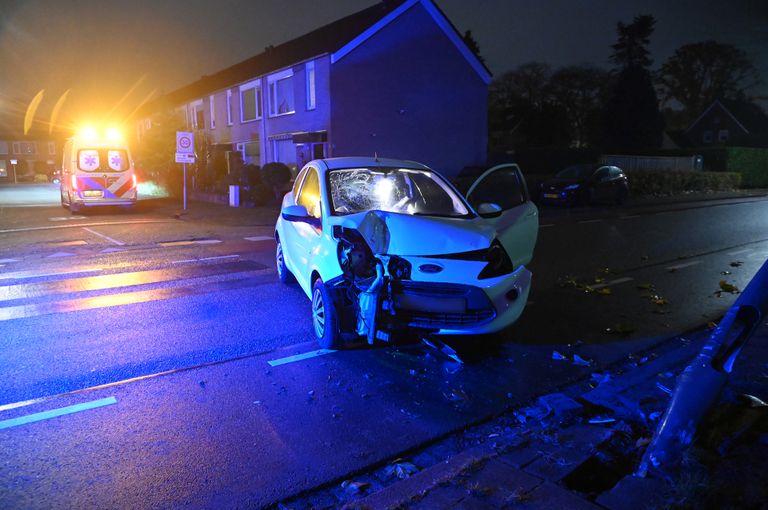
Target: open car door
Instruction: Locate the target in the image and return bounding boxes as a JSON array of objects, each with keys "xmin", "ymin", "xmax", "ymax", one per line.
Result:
[{"xmin": 465, "ymin": 164, "xmax": 538, "ymax": 269}]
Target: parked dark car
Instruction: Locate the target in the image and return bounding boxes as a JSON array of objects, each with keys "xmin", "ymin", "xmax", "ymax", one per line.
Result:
[{"xmin": 539, "ymin": 164, "xmax": 629, "ymax": 206}]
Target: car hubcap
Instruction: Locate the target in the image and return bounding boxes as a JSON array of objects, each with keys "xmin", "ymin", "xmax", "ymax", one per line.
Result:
[{"xmin": 312, "ymin": 288, "xmax": 325, "ymax": 338}]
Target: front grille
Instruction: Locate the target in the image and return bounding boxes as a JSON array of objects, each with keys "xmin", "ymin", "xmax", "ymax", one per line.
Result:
[{"xmin": 390, "ymin": 280, "xmax": 496, "ymax": 329}]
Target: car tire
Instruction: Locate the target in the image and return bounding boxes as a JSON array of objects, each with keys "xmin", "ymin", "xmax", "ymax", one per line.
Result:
[
  {"xmin": 61, "ymin": 193, "xmax": 69, "ymax": 210},
  {"xmin": 275, "ymin": 237, "xmax": 295, "ymax": 284},
  {"xmin": 311, "ymin": 279, "xmax": 343, "ymax": 350}
]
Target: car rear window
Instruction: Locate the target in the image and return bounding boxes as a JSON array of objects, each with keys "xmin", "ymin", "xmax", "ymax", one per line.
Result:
[{"xmin": 77, "ymin": 149, "xmax": 129, "ymax": 172}]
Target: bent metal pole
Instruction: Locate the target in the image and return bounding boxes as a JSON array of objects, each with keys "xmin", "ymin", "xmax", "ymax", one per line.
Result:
[{"xmin": 637, "ymin": 257, "xmax": 768, "ymax": 478}]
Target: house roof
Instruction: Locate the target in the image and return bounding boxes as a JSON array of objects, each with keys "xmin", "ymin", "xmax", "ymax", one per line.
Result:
[
  {"xmin": 687, "ymin": 98, "xmax": 768, "ymax": 134},
  {"xmin": 144, "ymin": 0, "xmax": 490, "ymax": 115}
]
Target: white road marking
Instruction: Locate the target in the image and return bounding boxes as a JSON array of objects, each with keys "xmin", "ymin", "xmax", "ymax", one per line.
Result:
[
  {"xmin": 727, "ymin": 249, "xmax": 751, "ymax": 256},
  {"xmin": 159, "ymin": 239, "xmax": 222, "ymax": 247},
  {"xmin": 747, "ymin": 252, "xmax": 768, "ymax": 260},
  {"xmin": 0, "ymin": 219, "xmax": 170, "ymax": 234},
  {"xmin": 0, "ymin": 258, "xmax": 20, "ymax": 263},
  {"xmin": 666, "ymin": 260, "xmax": 702, "ymax": 271},
  {"xmin": 0, "ymin": 397, "xmax": 117, "ymax": 430},
  {"xmin": 578, "ymin": 219, "xmax": 602, "ymax": 224},
  {"xmin": 268, "ymin": 349, "xmax": 336, "ymax": 367},
  {"xmin": 245, "ymin": 236, "xmax": 274, "ymax": 242},
  {"xmin": 100, "ymin": 248, "xmax": 123, "ymax": 253},
  {"xmin": 539, "ymin": 224, "xmax": 555, "ymax": 228},
  {"xmin": 46, "ymin": 252, "xmax": 75, "ymax": 258},
  {"xmin": 172, "ymin": 254, "xmax": 240, "ymax": 264},
  {"xmin": 49, "ymin": 240, "xmax": 87, "ymax": 247},
  {"xmin": 49, "ymin": 216, "xmax": 86, "ymax": 221},
  {"xmin": 0, "ymin": 267, "xmax": 103, "ymax": 281},
  {"xmin": 82, "ymin": 227, "xmax": 125, "ymax": 246},
  {"xmin": 590, "ymin": 277, "xmax": 634, "ymax": 290}
]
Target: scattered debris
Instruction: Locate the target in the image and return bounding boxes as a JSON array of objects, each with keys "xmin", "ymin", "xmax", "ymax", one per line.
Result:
[
  {"xmin": 573, "ymin": 354, "xmax": 593, "ymax": 367},
  {"xmin": 595, "ymin": 287, "xmax": 612, "ymax": 295},
  {"xmin": 198, "ymin": 380, "xmax": 206, "ymax": 388},
  {"xmin": 591, "ymin": 373, "xmax": 611, "ymax": 386},
  {"xmin": 514, "ymin": 401, "xmax": 551, "ymax": 424},
  {"xmin": 730, "ymin": 261, "xmax": 743, "ymax": 267},
  {"xmin": 383, "ymin": 459, "xmax": 419, "ymax": 479},
  {"xmin": 736, "ymin": 394, "xmax": 768, "ymax": 408},
  {"xmin": 444, "ymin": 388, "xmax": 470, "ymax": 405},
  {"xmin": 717, "ymin": 280, "xmax": 740, "ymax": 294},
  {"xmin": 588, "ymin": 416, "xmax": 617, "ymax": 424},
  {"xmin": 552, "ymin": 351, "xmax": 568, "ymax": 361},
  {"xmin": 340, "ymin": 480, "xmax": 370, "ymax": 494},
  {"xmin": 539, "ymin": 393, "xmax": 583, "ymax": 417},
  {"xmin": 655, "ymin": 381, "xmax": 672, "ymax": 395},
  {"xmin": 707, "ymin": 321, "xmax": 718, "ymax": 330},
  {"xmin": 720, "ymin": 270, "xmax": 732, "ymax": 275}
]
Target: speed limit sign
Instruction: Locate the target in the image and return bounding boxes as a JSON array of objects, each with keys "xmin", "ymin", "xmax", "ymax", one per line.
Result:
[{"xmin": 176, "ymin": 132, "xmax": 194, "ymax": 154}]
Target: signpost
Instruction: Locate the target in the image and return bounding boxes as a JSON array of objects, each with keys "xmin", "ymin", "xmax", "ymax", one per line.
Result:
[
  {"xmin": 10, "ymin": 159, "xmax": 17, "ymax": 184},
  {"xmin": 176, "ymin": 132, "xmax": 194, "ymax": 210}
]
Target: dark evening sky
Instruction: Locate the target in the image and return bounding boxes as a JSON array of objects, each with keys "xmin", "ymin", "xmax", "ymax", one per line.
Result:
[{"xmin": 0, "ymin": 0, "xmax": 766, "ymax": 128}]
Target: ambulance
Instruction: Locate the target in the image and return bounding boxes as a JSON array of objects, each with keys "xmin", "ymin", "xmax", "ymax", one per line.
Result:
[{"xmin": 60, "ymin": 127, "xmax": 138, "ymax": 212}]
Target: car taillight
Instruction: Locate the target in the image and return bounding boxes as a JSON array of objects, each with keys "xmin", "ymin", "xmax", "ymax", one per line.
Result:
[
  {"xmin": 478, "ymin": 239, "xmax": 514, "ymax": 280},
  {"xmin": 71, "ymin": 174, "xmax": 78, "ymax": 190},
  {"xmin": 131, "ymin": 174, "xmax": 137, "ymax": 188}
]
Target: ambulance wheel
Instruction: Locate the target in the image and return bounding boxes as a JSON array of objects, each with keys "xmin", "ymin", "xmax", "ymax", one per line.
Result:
[{"xmin": 312, "ymin": 279, "xmax": 343, "ymax": 350}]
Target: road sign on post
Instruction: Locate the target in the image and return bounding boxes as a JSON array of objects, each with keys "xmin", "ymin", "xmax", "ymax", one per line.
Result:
[
  {"xmin": 176, "ymin": 132, "xmax": 195, "ymax": 211},
  {"xmin": 176, "ymin": 132, "xmax": 194, "ymax": 154}
]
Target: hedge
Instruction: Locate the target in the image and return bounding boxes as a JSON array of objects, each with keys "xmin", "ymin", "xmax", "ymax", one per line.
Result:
[
  {"xmin": 726, "ymin": 147, "xmax": 768, "ymax": 188},
  {"xmin": 626, "ymin": 170, "xmax": 741, "ymax": 196}
]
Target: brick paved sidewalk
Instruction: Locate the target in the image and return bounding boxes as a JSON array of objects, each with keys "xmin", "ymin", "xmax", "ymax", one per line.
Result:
[{"xmin": 276, "ymin": 322, "xmax": 768, "ymax": 510}]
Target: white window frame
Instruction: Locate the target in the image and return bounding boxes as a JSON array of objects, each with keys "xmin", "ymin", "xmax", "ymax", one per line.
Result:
[
  {"xmin": 703, "ymin": 130, "xmax": 713, "ymax": 144},
  {"xmin": 306, "ymin": 61, "xmax": 316, "ymax": 110},
  {"xmin": 0, "ymin": 141, "xmax": 9, "ymax": 155},
  {"xmin": 239, "ymin": 80, "xmax": 262, "ymax": 123},
  {"xmin": 268, "ymin": 69, "xmax": 295, "ymax": 117},
  {"xmin": 718, "ymin": 129, "xmax": 729, "ymax": 142},
  {"xmin": 189, "ymin": 99, "xmax": 203, "ymax": 129},
  {"xmin": 226, "ymin": 90, "xmax": 233, "ymax": 126},
  {"xmin": 209, "ymin": 95, "xmax": 216, "ymax": 129}
]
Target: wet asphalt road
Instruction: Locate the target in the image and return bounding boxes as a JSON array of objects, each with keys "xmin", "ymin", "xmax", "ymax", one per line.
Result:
[{"xmin": 1, "ymin": 183, "xmax": 767, "ymax": 508}]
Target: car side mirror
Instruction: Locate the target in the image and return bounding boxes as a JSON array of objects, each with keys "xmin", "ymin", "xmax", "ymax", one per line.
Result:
[
  {"xmin": 282, "ymin": 204, "xmax": 321, "ymax": 227},
  {"xmin": 476, "ymin": 202, "xmax": 503, "ymax": 218}
]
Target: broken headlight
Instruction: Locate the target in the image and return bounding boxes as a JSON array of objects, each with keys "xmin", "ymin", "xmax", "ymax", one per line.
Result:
[{"xmin": 478, "ymin": 239, "xmax": 514, "ymax": 280}]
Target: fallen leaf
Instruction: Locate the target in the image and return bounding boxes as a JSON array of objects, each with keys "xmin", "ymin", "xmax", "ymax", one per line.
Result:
[
  {"xmin": 594, "ymin": 277, "xmax": 605, "ymax": 284},
  {"xmin": 730, "ymin": 261, "xmax": 743, "ymax": 267},
  {"xmin": 596, "ymin": 287, "xmax": 612, "ymax": 295},
  {"xmin": 636, "ymin": 283, "xmax": 655, "ymax": 290},
  {"xmin": 719, "ymin": 280, "xmax": 739, "ymax": 293}
]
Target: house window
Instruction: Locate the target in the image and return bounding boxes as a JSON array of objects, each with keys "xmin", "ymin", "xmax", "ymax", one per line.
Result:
[
  {"xmin": 48, "ymin": 142, "xmax": 56, "ymax": 155},
  {"xmin": 306, "ymin": 61, "xmax": 316, "ymax": 110},
  {"xmin": 718, "ymin": 129, "xmax": 729, "ymax": 142},
  {"xmin": 226, "ymin": 90, "xmax": 233, "ymax": 126},
  {"xmin": 12, "ymin": 142, "xmax": 36, "ymax": 154},
  {"xmin": 0, "ymin": 141, "xmax": 8, "ymax": 154},
  {"xmin": 189, "ymin": 100, "xmax": 203, "ymax": 129},
  {"xmin": 240, "ymin": 80, "xmax": 262, "ymax": 122},
  {"xmin": 209, "ymin": 95, "xmax": 216, "ymax": 129},
  {"xmin": 268, "ymin": 69, "xmax": 295, "ymax": 116},
  {"xmin": 0, "ymin": 160, "xmax": 6, "ymax": 178},
  {"xmin": 703, "ymin": 130, "xmax": 713, "ymax": 144}
]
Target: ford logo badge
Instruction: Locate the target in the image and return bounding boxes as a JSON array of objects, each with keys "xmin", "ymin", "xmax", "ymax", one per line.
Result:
[{"xmin": 419, "ymin": 263, "xmax": 443, "ymax": 274}]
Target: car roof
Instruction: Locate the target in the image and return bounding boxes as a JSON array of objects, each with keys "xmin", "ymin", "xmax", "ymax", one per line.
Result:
[{"xmin": 312, "ymin": 157, "xmax": 431, "ymax": 172}]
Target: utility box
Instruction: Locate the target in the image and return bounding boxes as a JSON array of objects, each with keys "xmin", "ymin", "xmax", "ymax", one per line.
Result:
[{"xmin": 229, "ymin": 185, "xmax": 240, "ymax": 207}]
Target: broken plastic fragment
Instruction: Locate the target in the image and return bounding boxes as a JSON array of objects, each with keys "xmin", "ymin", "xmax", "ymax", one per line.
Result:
[
  {"xmin": 384, "ymin": 460, "xmax": 419, "ymax": 479},
  {"xmin": 572, "ymin": 354, "xmax": 592, "ymax": 367},
  {"xmin": 737, "ymin": 394, "xmax": 768, "ymax": 408},
  {"xmin": 655, "ymin": 381, "xmax": 672, "ymax": 395},
  {"xmin": 588, "ymin": 416, "xmax": 616, "ymax": 424},
  {"xmin": 341, "ymin": 480, "xmax": 370, "ymax": 494},
  {"xmin": 444, "ymin": 388, "xmax": 470, "ymax": 404},
  {"xmin": 552, "ymin": 351, "xmax": 568, "ymax": 361},
  {"xmin": 591, "ymin": 372, "xmax": 611, "ymax": 385}
]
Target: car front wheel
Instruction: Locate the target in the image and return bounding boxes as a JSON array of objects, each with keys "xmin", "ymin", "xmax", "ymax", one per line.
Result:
[
  {"xmin": 311, "ymin": 279, "xmax": 343, "ymax": 349},
  {"xmin": 275, "ymin": 237, "xmax": 294, "ymax": 284}
]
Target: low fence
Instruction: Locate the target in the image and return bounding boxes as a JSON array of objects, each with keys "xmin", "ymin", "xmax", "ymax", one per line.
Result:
[{"xmin": 600, "ymin": 154, "xmax": 703, "ymax": 172}]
